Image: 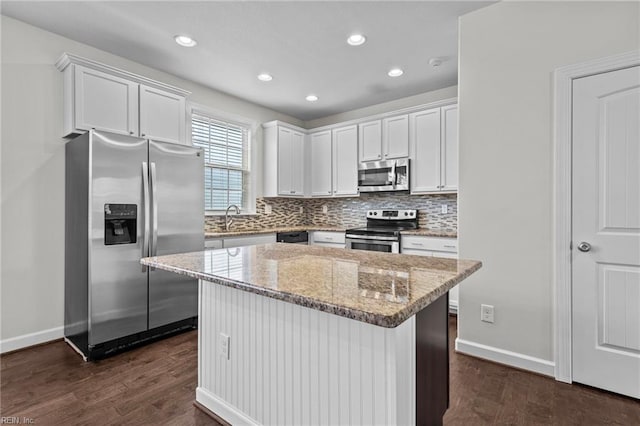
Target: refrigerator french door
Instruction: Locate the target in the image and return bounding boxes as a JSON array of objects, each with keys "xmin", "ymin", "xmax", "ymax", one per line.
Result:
[
  {"xmin": 65, "ymin": 130, "xmax": 203, "ymax": 360},
  {"xmin": 148, "ymin": 140, "xmax": 202, "ymax": 328}
]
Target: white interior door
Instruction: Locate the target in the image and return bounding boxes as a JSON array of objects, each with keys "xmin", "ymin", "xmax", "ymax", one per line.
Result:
[{"xmin": 572, "ymin": 65, "xmax": 640, "ymax": 399}]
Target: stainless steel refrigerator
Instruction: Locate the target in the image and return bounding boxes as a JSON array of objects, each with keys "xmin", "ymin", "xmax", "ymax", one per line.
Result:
[{"xmin": 65, "ymin": 130, "xmax": 203, "ymax": 360}]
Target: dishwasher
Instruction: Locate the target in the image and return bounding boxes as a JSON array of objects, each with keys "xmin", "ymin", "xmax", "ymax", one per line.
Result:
[{"xmin": 276, "ymin": 231, "xmax": 308, "ymax": 245}]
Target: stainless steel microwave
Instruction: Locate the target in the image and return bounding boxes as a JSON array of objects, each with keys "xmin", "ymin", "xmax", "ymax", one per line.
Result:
[{"xmin": 358, "ymin": 159, "xmax": 409, "ymax": 192}]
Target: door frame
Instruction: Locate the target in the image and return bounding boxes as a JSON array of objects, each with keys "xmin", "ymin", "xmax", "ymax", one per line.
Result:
[{"xmin": 553, "ymin": 50, "xmax": 640, "ymax": 383}]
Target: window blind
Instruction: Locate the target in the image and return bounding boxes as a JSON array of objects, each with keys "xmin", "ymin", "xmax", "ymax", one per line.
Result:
[{"xmin": 191, "ymin": 113, "xmax": 248, "ymax": 211}]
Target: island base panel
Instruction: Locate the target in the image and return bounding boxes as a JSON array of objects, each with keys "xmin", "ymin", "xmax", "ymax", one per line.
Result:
[
  {"xmin": 416, "ymin": 292, "xmax": 449, "ymax": 426},
  {"xmin": 197, "ymin": 279, "xmax": 422, "ymax": 426}
]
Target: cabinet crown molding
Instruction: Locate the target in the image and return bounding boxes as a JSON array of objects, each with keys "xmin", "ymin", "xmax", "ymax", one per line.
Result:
[{"xmin": 55, "ymin": 52, "xmax": 191, "ymax": 97}]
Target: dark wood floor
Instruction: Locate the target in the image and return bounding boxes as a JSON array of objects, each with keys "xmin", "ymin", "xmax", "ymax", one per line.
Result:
[{"xmin": 2, "ymin": 317, "xmax": 638, "ymax": 425}]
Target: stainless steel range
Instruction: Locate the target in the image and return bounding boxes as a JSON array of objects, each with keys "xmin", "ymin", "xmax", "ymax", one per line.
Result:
[{"xmin": 345, "ymin": 209, "xmax": 418, "ymax": 253}]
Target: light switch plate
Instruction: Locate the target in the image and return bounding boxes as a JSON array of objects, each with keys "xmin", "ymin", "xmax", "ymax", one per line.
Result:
[
  {"xmin": 264, "ymin": 204, "xmax": 272, "ymax": 215},
  {"xmin": 322, "ymin": 205, "xmax": 328, "ymax": 214}
]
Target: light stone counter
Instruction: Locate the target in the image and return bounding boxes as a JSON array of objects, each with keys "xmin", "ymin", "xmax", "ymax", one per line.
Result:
[
  {"xmin": 141, "ymin": 243, "xmax": 479, "ymax": 328},
  {"xmin": 205, "ymin": 226, "xmax": 457, "ymax": 239}
]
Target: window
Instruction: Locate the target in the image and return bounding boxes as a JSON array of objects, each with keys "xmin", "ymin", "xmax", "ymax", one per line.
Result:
[{"xmin": 191, "ymin": 112, "xmax": 251, "ymax": 212}]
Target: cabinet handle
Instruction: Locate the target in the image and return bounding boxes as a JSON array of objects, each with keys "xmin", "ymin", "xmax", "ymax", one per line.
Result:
[
  {"xmin": 378, "ymin": 154, "xmax": 382, "ymax": 158},
  {"xmin": 412, "ymin": 242, "xmax": 424, "ymax": 246},
  {"xmin": 444, "ymin": 245, "xmax": 456, "ymax": 248},
  {"xmin": 328, "ymin": 191, "xmax": 331, "ymax": 194},
  {"xmin": 142, "ymin": 133, "xmax": 146, "ymax": 137},
  {"xmin": 129, "ymin": 131, "xmax": 134, "ymax": 135}
]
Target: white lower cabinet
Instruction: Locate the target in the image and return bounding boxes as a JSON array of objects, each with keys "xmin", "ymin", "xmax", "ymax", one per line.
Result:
[
  {"xmin": 309, "ymin": 231, "xmax": 346, "ymax": 249},
  {"xmin": 401, "ymin": 235, "xmax": 459, "ymax": 313},
  {"xmin": 205, "ymin": 233, "xmax": 276, "ymax": 249}
]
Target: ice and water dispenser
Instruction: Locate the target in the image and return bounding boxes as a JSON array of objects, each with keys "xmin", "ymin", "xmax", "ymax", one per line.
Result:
[{"xmin": 104, "ymin": 204, "xmax": 137, "ymax": 245}]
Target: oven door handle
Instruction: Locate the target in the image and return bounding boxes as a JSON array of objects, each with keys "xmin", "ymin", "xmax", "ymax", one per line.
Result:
[{"xmin": 345, "ymin": 235, "xmax": 399, "ymax": 242}]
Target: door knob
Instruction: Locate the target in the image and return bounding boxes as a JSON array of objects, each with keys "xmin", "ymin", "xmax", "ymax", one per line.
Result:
[{"xmin": 577, "ymin": 242, "xmax": 591, "ymax": 252}]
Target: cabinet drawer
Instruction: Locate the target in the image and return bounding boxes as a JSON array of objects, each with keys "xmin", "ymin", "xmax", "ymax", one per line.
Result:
[
  {"xmin": 311, "ymin": 231, "xmax": 345, "ymax": 244},
  {"xmin": 401, "ymin": 236, "xmax": 458, "ymax": 253}
]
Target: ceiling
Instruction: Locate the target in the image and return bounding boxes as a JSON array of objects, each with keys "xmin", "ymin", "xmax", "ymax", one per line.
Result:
[{"xmin": 2, "ymin": 1, "xmax": 494, "ymax": 121}]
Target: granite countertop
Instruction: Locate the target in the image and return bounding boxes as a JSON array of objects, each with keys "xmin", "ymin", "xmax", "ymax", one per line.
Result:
[
  {"xmin": 206, "ymin": 226, "xmax": 457, "ymax": 239},
  {"xmin": 141, "ymin": 244, "xmax": 479, "ymax": 328},
  {"xmin": 205, "ymin": 226, "xmax": 346, "ymax": 238},
  {"xmin": 400, "ymin": 229, "xmax": 458, "ymax": 238}
]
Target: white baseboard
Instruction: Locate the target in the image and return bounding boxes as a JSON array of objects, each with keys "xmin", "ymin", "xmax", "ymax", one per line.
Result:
[
  {"xmin": 196, "ymin": 387, "xmax": 260, "ymax": 426},
  {"xmin": 0, "ymin": 326, "xmax": 64, "ymax": 354},
  {"xmin": 455, "ymin": 338, "xmax": 555, "ymax": 377}
]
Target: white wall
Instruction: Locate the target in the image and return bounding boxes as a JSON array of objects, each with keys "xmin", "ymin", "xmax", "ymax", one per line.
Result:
[
  {"xmin": 304, "ymin": 85, "xmax": 457, "ymax": 128},
  {"xmin": 0, "ymin": 15, "xmax": 302, "ymax": 346},
  {"xmin": 457, "ymin": 1, "xmax": 639, "ymax": 370}
]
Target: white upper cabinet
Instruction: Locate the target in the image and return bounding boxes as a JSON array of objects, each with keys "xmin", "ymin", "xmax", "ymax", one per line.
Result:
[
  {"xmin": 382, "ymin": 115, "xmax": 409, "ymax": 159},
  {"xmin": 332, "ymin": 125, "xmax": 359, "ymax": 196},
  {"xmin": 57, "ymin": 53, "xmax": 190, "ymax": 144},
  {"xmin": 139, "ymin": 85, "xmax": 186, "ymax": 144},
  {"xmin": 73, "ymin": 65, "xmax": 139, "ymax": 137},
  {"xmin": 410, "ymin": 108, "xmax": 441, "ymax": 193},
  {"xmin": 410, "ymin": 104, "xmax": 458, "ymax": 194},
  {"xmin": 440, "ymin": 105, "xmax": 459, "ymax": 191},
  {"xmin": 308, "ymin": 126, "xmax": 358, "ymax": 198},
  {"xmin": 263, "ymin": 122, "xmax": 306, "ymax": 197},
  {"xmin": 358, "ymin": 115, "xmax": 409, "ymax": 162},
  {"xmin": 358, "ymin": 120, "xmax": 382, "ymax": 162},
  {"xmin": 310, "ymin": 131, "xmax": 333, "ymax": 196}
]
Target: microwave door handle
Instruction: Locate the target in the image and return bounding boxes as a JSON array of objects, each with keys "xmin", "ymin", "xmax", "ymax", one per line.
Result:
[{"xmin": 391, "ymin": 161, "xmax": 397, "ymax": 188}]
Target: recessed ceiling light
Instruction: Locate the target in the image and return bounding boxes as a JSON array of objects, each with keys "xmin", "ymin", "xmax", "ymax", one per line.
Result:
[
  {"xmin": 174, "ymin": 35, "xmax": 197, "ymax": 47},
  {"xmin": 257, "ymin": 73, "xmax": 273, "ymax": 82},
  {"xmin": 347, "ymin": 34, "xmax": 366, "ymax": 46},
  {"xmin": 306, "ymin": 95, "xmax": 319, "ymax": 102},
  {"xmin": 388, "ymin": 68, "xmax": 404, "ymax": 77},
  {"xmin": 429, "ymin": 58, "xmax": 443, "ymax": 67}
]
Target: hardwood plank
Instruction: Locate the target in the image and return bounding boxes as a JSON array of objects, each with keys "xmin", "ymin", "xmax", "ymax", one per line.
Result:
[{"xmin": 2, "ymin": 319, "xmax": 639, "ymax": 425}]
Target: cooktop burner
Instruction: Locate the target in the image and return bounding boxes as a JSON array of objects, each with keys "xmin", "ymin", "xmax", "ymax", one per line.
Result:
[{"xmin": 345, "ymin": 209, "xmax": 418, "ymax": 237}]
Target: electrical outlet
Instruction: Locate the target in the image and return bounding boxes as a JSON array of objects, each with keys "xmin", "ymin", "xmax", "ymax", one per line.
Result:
[
  {"xmin": 441, "ymin": 204, "xmax": 448, "ymax": 214},
  {"xmin": 299, "ymin": 206, "xmax": 304, "ymax": 214},
  {"xmin": 481, "ymin": 304, "xmax": 495, "ymax": 323},
  {"xmin": 219, "ymin": 333, "xmax": 230, "ymax": 359},
  {"xmin": 264, "ymin": 204, "xmax": 272, "ymax": 215},
  {"xmin": 322, "ymin": 205, "xmax": 328, "ymax": 214}
]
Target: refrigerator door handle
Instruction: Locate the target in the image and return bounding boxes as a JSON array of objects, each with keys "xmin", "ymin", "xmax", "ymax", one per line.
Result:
[
  {"xmin": 142, "ymin": 161, "xmax": 150, "ymax": 272},
  {"xmin": 150, "ymin": 162, "xmax": 158, "ymax": 261}
]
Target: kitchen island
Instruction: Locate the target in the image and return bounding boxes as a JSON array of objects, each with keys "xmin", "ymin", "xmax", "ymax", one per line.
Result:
[{"xmin": 141, "ymin": 244, "xmax": 481, "ymax": 426}]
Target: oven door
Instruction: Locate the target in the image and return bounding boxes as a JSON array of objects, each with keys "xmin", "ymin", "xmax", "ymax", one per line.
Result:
[{"xmin": 345, "ymin": 236, "xmax": 400, "ymax": 254}]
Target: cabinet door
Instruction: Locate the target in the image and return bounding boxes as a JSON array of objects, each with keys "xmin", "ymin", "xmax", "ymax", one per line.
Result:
[
  {"xmin": 332, "ymin": 125, "xmax": 359, "ymax": 196},
  {"xmin": 383, "ymin": 115, "xmax": 409, "ymax": 159},
  {"xmin": 410, "ymin": 108, "xmax": 441, "ymax": 193},
  {"xmin": 441, "ymin": 105, "xmax": 458, "ymax": 191},
  {"xmin": 74, "ymin": 65, "xmax": 138, "ymax": 136},
  {"xmin": 290, "ymin": 131, "xmax": 305, "ymax": 195},
  {"xmin": 140, "ymin": 85, "xmax": 186, "ymax": 144},
  {"xmin": 310, "ymin": 131, "xmax": 333, "ymax": 197},
  {"xmin": 358, "ymin": 120, "xmax": 382, "ymax": 162},
  {"xmin": 277, "ymin": 127, "xmax": 293, "ymax": 195}
]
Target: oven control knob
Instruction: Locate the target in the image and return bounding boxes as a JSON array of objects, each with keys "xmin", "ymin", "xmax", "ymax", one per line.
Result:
[
  {"xmin": 404, "ymin": 212, "xmax": 408, "ymax": 216},
  {"xmin": 410, "ymin": 212, "xmax": 414, "ymax": 216},
  {"xmin": 374, "ymin": 212, "xmax": 378, "ymax": 216}
]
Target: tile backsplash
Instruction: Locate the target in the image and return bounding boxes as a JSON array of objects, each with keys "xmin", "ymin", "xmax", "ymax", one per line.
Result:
[{"xmin": 204, "ymin": 193, "xmax": 457, "ymax": 233}]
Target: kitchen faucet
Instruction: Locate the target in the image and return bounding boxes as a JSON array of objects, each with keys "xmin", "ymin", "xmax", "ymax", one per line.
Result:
[{"xmin": 225, "ymin": 204, "xmax": 240, "ymax": 231}]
